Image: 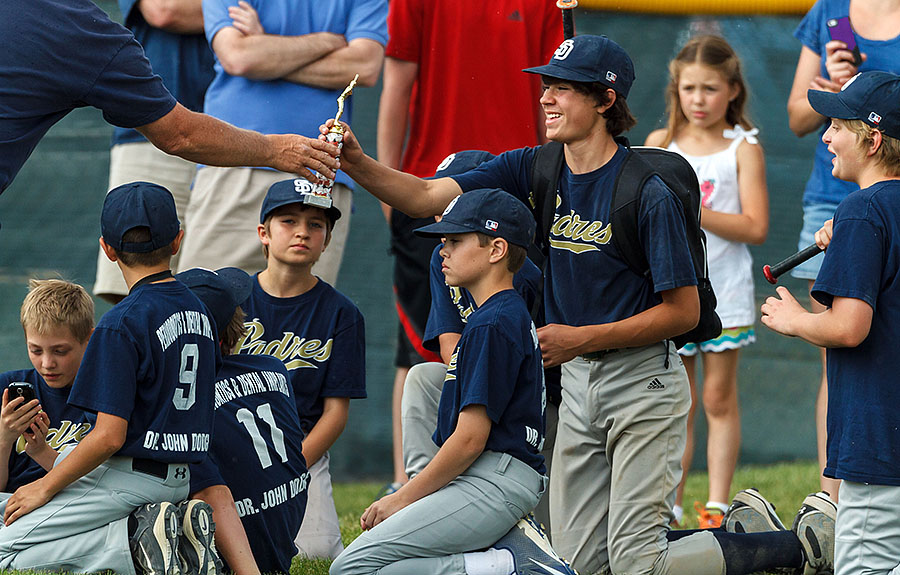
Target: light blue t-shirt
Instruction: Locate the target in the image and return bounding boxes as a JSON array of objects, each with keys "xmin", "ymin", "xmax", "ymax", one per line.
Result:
[
  {"xmin": 202, "ymin": 0, "xmax": 388, "ymax": 187},
  {"xmin": 794, "ymin": 0, "xmax": 900, "ymax": 204}
]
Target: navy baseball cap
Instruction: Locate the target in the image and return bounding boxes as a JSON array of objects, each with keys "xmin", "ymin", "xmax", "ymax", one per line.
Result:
[
  {"xmin": 524, "ymin": 35, "xmax": 635, "ymax": 98},
  {"xmin": 101, "ymin": 181, "xmax": 179, "ymax": 253},
  {"xmin": 176, "ymin": 267, "xmax": 252, "ymax": 331},
  {"xmin": 429, "ymin": 150, "xmax": 496, "ymax": 178},
  {"xmin": 260, "ymin": 178, "xmax": 342, "ymax": 224},
  {"xmin": 809, "ymin": 71, "xmax": 900, "ymax": 140},
  {"xmin": 414, "ymin": 188, "xmax": 536, "ymax": 248}
]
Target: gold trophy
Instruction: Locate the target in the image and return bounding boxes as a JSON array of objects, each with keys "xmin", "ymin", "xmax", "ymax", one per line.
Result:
[{"xmin": 307, "ymin": 74, "xmax": 359, "ymax": 207}]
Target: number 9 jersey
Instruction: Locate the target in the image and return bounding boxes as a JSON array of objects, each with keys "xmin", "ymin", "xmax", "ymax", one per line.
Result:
[{"xmin": 69, "ymin": 281, "xmax": 221, "ymax": 463}]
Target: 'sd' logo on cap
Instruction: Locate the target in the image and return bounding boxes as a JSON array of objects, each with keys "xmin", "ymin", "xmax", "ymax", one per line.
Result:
[
  {"xmin": 436, "ymin": 153, "xmax": 456, "ymax": 172},
  {"xmin": 442, "ymin": 195, "xmax": 461, "ymax": 217},
  {"xmin": 485, "ymin": 220, "xmax": 499, "ymax": 231},
  {"xmin": 293, "ymin": 179, "xmax": 314, "ymax": 194},
  {"xmin": 606, "ymin": 71, "xmax": 617, "ymax": 84},
  {"xmin": 869, "ymin": 111, "xmax": 882, "ymax": 125},
  {"xmin": 554, "ymin": 39, "xmax": 575, "ymax": 61}
]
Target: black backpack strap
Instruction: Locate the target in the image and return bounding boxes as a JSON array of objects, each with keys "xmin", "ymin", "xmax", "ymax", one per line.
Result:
[
  {"xmin": 610, "ymin": 149, "xmax": 655, "ymax": 278},
  {"xmin": 528, "ymin": 142, "xmax": 564, "ymax": 323},
  {"xmin": 530, "ymin": 142, "xmax": 565, "ymax": 256}
]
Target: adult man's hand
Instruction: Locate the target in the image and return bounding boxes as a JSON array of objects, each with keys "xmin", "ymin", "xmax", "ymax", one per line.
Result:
[{"xmin": 268, "ymin": 134, "xmax": 340, "ymax": 180}]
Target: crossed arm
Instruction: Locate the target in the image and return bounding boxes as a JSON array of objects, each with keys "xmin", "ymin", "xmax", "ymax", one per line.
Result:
[{"xmin": 211, "ymin": 2, "xmax": 384, "ymax": 89}]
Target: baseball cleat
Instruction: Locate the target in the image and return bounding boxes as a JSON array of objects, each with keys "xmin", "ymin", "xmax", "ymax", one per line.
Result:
[
  {"xmin": 792, "ymin": 492, "xmax": 836, "ymax": 575},
  {"xmin": 130, "ymin": 501, "xmax": 182, "ymax": 575},
  {"xmin": 178, "ymin": 500, "xmax": 224, "ymax": 575},
  {"xmin": 723, "ymin": 488, "xmax": 787, "ymax": 533},
  {"xmin": 493, "ymin": 513, "xmax": 578, "ymax": 575}
]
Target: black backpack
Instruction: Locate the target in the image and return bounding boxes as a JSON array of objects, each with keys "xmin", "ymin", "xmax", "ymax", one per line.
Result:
[{"xmin": 529, "ymin": 139, "xmax": 722, "ymax": 349}]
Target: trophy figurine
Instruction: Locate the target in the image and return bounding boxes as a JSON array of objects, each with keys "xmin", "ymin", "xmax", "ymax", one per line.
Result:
[{"xmin": 306, "ymin": 74, "xmax": 359, "ymax": 208}]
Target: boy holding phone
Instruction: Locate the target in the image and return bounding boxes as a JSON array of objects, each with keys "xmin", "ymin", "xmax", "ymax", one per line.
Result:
[{"xmin": 0, "ymin": 279, "xmax": 94, "ymax": 492}]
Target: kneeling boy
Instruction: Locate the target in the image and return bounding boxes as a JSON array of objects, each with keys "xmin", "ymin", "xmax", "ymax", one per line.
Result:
[{"xmin": 330, "ymin": 189, "xmax": 574, "ymax": 575}]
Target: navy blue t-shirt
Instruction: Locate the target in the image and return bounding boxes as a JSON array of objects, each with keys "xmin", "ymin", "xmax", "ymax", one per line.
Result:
[
  {"xmin": 812, "ymin": 180, "xmax": 900, "ymax": 486},
  {"xmin": 423, "ymin": 245, "xmax": 542, "ymax": 352},
  {"xmin": 239, "ymin": 277, "xmax": 367, "ymax": 434},
  {"xmin": 435, "ymin": 290, "xmax": 545, "ymax": 473},
  {"xmin": 0, "ymin": 369, "xmax": 91, "ymax": 492},
  {"xmin": 0, "ymin": 0, "xmax": 177, "ymax": 194},
  {"xmin": 191, "ymin": 354, "xmax": 307, "ymax": 574},
  {"xmin": 112, "ymin": 0, "xmax": 215, "ymax": 146},
  {"xmin": 69, "ymin": 281, "xmax": 219, "ymax": 463},
  {"xmin": 451, "ymin": 146, "xmax": 696, "ymax": 327}
]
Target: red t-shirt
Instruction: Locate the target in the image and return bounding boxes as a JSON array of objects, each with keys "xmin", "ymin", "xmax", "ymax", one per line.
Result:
[{"xmin": 386, "ymin": 0, "xmax": 563, "ymax": 177}]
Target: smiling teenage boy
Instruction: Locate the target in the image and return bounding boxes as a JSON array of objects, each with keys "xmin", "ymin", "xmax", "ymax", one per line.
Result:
[
  {"xmin": 326, "ymin": 33, "xmax": 836, "ymax": 575},
  {"xmin": 238, "ymin": 178, "xmax": 366, "ymax": 560},
  {"xmin": 0, "ymin": 182, "xmax": 222, "ymax": 575},
  {"xmin": 0, "ymin": 279, "xmax": 94, "ymax": 493},
  {"xmin": 330, "ymin": 188, "xmax": 574, "ymax": 575},
  {"xmin": 761, "ymin": 71, "xmax": 900, "ymax": 575}
]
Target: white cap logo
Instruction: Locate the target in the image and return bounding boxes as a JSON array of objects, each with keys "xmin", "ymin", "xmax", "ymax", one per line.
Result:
[
  {"xmin": 554, "ymin": 39, "xmax": 575, "ymax": 61},
  {"xmin": 869, "ymin": 111, "xmax": 882, "ymax": 125},
  {"xmin": 606, "ymin": 71, "xmax": 617, "ymax": 84},
  {"xmin": 436, "ymin": 153, "xmax": 456, "ymax": 172},
  {"xmin": 442, "ymin": 195, "xmax": 461, "ymax": 217},
  {"xmin": 485, "ymin": 220, "xmax": 499, "ymax": 231},
  {"xmin": 293, "ymin": 179, "xmax": 313, "ymax": 194}
]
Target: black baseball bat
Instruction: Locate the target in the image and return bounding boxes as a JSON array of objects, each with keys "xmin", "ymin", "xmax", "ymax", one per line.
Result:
[
  {"xmin": 762, "ymin": 244, "xmax": 823, "ymax": 284},
  {"xmin": 557, "ymin": 0, "xmax": 577, "ymax": 39}
]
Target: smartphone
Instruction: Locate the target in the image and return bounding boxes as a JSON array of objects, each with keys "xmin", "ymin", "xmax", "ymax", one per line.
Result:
[
  {"xmin": 8, "ymin": 382, "xmax": 36, "ymax": 407},
  {"xmin": 827, "ymin": 17, "xmax": 863, "ymax": 67}
]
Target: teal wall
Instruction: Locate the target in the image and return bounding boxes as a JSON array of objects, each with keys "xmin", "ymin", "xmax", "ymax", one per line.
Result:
[{"xmin": 0, "ymin": 5, "xmax": 823, "ymax": 480}]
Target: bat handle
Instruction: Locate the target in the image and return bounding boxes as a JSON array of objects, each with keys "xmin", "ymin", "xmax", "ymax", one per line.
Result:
[
  {"xmin": 763, "ymin": 243, "xmax": 824, "ymax": 284},
  {"xmin": 557, "ymin": 0, "xmax": 577, "ymax": 39}
]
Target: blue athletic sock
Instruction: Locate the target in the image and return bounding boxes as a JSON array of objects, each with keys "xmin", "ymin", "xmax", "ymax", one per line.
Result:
[{"xmin": 712, "ymin": 531, "xmax": 804, "ymax": 575}]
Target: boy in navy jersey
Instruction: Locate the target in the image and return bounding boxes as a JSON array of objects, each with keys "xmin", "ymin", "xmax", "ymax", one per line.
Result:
[
  {"xmin": 762, "ymin": 71, "xmax": 900, "ymax": 575},
  {"xmin": 0, "ymin": 182, "xmax": 222, "ymax": 575},
  {"xmin": 0, "ymin": 279, "xmax": 94, "ymax": 492},
  {"xmin": 239, "ymin": 178, "xmax": 366, "ymax": 559},
  {"xmin": 330, "ymin": 188, "xmax": 575, "ymax": 575},
  {"xmin": 180, "ymin": 266, "xmax": 309, "ymax": 575}
]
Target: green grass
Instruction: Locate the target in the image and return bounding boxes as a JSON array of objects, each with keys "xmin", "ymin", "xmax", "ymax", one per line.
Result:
[
  {"xmin": 1, "ymin": 462, "xmax": 822, "ymax": 575},
  {"xmin": 288, "ymin": 460, "xmax": 822, "ymax": 575}
]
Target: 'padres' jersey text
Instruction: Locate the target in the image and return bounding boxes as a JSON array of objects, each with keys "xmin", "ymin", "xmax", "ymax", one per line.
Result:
[{"xmin": 237, "ymin": 320, "xmax": 333, "ymax": 370}]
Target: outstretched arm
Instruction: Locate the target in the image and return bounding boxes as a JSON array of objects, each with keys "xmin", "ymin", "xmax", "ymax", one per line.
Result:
[
  {"xmin": 325, "ymin": 120, "xmax": 463, "ymax": 217},
  {"xmin": 137, "ymin": 103, "xmax": 339, "ymax": 180}
]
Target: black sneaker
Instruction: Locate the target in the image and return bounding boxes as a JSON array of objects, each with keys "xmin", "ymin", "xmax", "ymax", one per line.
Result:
[
  {"xmin": 493, "ymin": 514, "xmax": 578, "ymax": 575},
  {"xmin": 791, "ymin": 492, "xmax": 836, "ymax": 575},
  {"xmin": 177, "ymin": 500, "xmax": 224, "ymax": 575},
  {"xmin": 130, "ymin": 502, "xmax": 182, "ymax": 575}
]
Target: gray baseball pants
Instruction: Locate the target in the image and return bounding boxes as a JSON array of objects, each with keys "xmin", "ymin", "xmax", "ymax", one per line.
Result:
[
  {"xmin": 400, "ymin": 361, "xmax": 558, "ymax": 533},
  {"xmin": 835, "ymin": 480, "xmax": 900, "ymax": 575},
  {"xmin": 549, "ymin": 343, "xmax": 725, "ymax": 575},
  {"xmin": 0, "ymin": 454, "xmax": 189, "ymax": 573}
]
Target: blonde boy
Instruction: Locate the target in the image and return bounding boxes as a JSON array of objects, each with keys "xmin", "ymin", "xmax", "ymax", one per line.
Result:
[
  {"xmin": 238, "ymin": 177, "xmax": 366, "ymax": 559},
  {"xmin": 762, "ymin": 71, "xmax": 900, "ymax": 575},
  {"xmin": 0, "ymin": 279, "xmax": 94, "ymax": 492}
]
